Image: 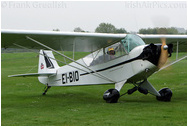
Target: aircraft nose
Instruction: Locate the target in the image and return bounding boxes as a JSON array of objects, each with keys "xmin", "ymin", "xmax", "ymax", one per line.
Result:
[{"xmin": 141, "ymin": 43, "xmax": 173, "ymax": 69}]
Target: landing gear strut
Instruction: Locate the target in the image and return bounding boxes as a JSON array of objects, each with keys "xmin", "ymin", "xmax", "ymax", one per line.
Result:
[{"xmin": 43, "ymin": 85, "xmax": 51, "ymax": 95}]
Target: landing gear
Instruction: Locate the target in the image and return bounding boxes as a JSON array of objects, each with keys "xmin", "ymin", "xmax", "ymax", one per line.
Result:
[
  {"xmin": 103, "ymin": 80, "xmax": 172, "ymax": 103},
  {"xmin": 103, "ymin": 89, "xmax": 120, "ymax": 103},
  {"xmin": 156, "ymin": 88, "xmax": 172, "ymax": 102},
  {"xmin": 43, "ymin": 85, "xmax": 51, "ymax": 95}
]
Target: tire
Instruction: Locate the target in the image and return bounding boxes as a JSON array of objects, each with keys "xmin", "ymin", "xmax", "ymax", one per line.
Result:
[
  {"xmin": 156, "ymin": 88, "xmax": 172, "ymax": 102},
  {"xmin": 103, "ymin": 89, "xmax": 120, "ymax": 103}
]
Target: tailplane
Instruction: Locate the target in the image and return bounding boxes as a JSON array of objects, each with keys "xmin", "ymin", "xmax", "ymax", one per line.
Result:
[{"xmin": 8, "ymin": 50, "xmax": 59, "ymax": 85}]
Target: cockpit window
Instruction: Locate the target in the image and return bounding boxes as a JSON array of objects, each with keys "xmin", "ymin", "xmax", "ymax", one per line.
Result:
[
  {"xmin": 82, "ymin": 34, "xmax": 145, "ymax": 66},
  {"xmin": 104, "ymin": 42, "xmax": 127, "ymax": 61},
  {"xmin": 83, "ymin": 42, "xmax": 127, "ymax": 66},
  {"xmin": 121, "ymin": 34, "xmax": 145, "ymax": 53},
  {"xmin": 82, "ymin": 49, "xmax": 103, "ymax": 66}
]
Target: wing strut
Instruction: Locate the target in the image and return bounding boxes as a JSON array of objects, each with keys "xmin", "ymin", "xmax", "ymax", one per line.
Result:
[
  {"xmin": 26, "ymin": 36, "xmax": 115, "ymax": 83},
  {"xmin": 13, "ymin": 43, "xmax": 114, "ymax": 81},
  {"xmin": 156, "ymin": 55, "xmax": 187, "ymax": 73},
  {"xmin": 73, "ymin": 40, "xmax": 75, "ymax": 60}
]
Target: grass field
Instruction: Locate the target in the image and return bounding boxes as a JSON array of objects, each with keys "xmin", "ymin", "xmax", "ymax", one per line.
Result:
[{"xmin": 1, "ymin": 51, "xmax": 187, "ymax": 126}]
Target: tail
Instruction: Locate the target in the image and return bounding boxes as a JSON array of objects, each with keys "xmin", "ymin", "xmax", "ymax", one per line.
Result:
[{"xmin": 38, "ymin": 50, "xmax": 59, "ymax": 84}]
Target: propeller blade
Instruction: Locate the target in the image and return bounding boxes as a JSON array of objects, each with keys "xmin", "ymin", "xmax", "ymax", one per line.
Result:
[{"xmin": 158, "ymin": 38, "xmax": 168, "ymax": 69}]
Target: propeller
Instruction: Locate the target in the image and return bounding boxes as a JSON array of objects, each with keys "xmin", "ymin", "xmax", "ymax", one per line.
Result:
[{"xmin": 157, "ymin": 38, "xmax": 169, "ymax": 69}]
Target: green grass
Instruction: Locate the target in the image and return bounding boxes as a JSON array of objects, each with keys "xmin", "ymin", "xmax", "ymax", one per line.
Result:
[{"xmin": 1, "ymin": 52, "xmax": 187, "ymax": 126}]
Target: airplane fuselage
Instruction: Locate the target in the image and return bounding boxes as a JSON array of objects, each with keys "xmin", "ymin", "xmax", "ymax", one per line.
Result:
[{"xmin": 38, "ymin": 45, "xmax": 158, "ymax": 87}]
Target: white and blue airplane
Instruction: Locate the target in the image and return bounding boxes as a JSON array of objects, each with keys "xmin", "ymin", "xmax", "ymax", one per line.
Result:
[{"xmin": 1, "ymin": 29, "xmax": 187, "ymax": 103}]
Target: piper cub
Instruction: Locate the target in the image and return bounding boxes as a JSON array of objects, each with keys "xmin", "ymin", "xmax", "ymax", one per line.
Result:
[{"xmin": 1, "ymin": 29, "xmax": 187, "ymax": 103}]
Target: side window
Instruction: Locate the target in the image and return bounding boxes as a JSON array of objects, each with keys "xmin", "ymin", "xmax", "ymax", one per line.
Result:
[
  {"xmin": 90, "ymin": 49, "xmax": 104, "ymax": 66},
  {"xmin": 82, "ymin": 53, "xmax": 93, "ymax": 66},
  {"xmin": 83, "ymin": 49, "xmax": 104, "ymax": 66},
  {"xmin": 82, "ymin": 42, "xmax": 127, "ymax": 66},
  {"xmin": 105, "ymin": 42, "xmax": 127, "ymax": 62}
]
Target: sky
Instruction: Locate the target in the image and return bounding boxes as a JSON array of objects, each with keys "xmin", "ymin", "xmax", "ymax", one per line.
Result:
[{"xmin": 1, "ymin": 1, "xmax": 187, "ymax": 32}]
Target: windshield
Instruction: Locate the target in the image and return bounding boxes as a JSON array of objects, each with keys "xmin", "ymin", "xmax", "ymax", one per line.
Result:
[{"xmin": 121, "ymin": 34, "xmax": 145, "ymax": 53}]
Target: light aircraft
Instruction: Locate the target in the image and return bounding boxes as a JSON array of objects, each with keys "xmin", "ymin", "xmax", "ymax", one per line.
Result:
[{"xmin": 1, "ymin": 29, "xmax": 187, "ymax": 103}]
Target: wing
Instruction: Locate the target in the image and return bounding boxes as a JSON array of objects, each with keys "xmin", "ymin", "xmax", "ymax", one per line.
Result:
[
  {"xmin": 139, "ymin": 34, "xmax": 187, "ymax": 43},
  {"xmin": 1, "ymin": 29, "xmax": 125, "ymax": 52},
  {"xmin": 2, "ymin": 29, "xmax": 187, "ymax": 52}
]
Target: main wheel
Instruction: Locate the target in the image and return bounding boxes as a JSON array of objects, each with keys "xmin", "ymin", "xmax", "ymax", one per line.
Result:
[
  {"xmin": 156, "ymin": 88, "xmax": 172, "ymax": 102},
  {"xmin": 103, "ymin": 89, "xmax": 120, "ymax": 103}
]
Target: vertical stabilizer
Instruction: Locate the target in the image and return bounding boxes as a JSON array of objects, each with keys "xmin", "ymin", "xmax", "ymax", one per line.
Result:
[{"xmin": 38, "ymin": 50, "xmax": 59, "ymax": 84}]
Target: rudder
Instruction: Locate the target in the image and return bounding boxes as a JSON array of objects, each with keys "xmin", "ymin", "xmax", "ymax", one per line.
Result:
[
  {"xmin": 38, "ymin": 50, "xmax": 59, "ymax": 84},
  {"xmin": 38, "ymin": 50, "xmax": 59, "ymax": 73}
]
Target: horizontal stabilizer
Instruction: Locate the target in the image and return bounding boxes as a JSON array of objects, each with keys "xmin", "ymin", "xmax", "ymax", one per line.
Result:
[{"xmin": 8, "ymin": 73, "xmax": 56, "ymax": 77}]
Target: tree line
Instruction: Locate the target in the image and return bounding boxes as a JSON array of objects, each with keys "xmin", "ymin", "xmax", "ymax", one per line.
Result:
[
  {"xmin": 53, "ymin": 22, "xmax": 186, "ymax": 34},
  {"xmin": 139, "ymin": 27, "xmax": 183, "ymax": 34}
]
